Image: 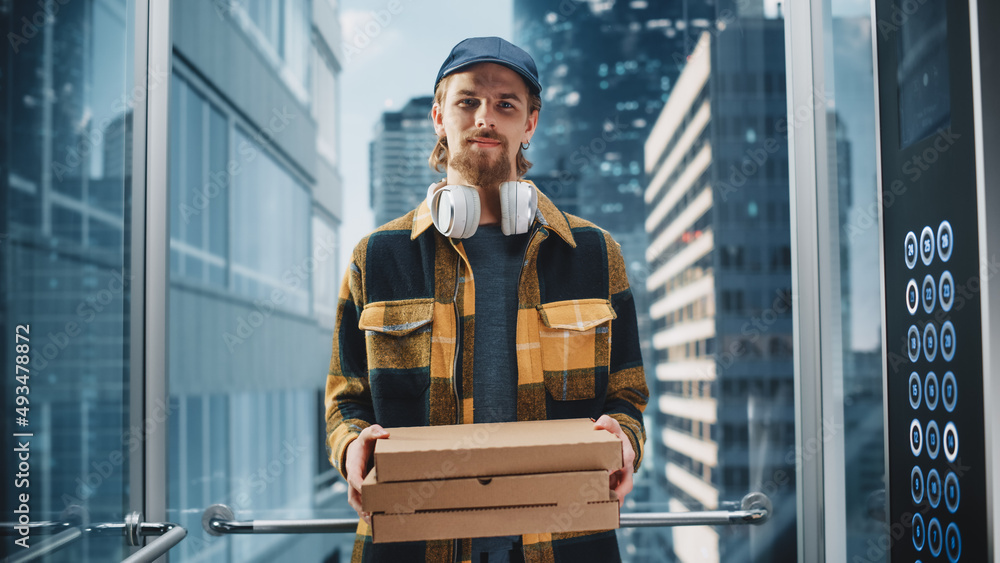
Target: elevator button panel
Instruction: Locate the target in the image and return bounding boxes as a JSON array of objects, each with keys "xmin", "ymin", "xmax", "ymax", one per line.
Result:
[
  {"xmin": 887, "ymin": 219, "xmax": 985, "ymax": 563},
  {"xmin": 876, "ymin": 3, "xmax": 987, "ymax": 560}
]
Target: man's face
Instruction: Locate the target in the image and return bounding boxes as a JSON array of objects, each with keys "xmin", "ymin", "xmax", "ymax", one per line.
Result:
[{"xmin": 432, "ymin": 63, "xmax": 538, "ymax": 189}]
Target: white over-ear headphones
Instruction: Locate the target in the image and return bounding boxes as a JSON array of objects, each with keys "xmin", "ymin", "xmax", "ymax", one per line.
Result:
[{"xmin": 425, "ymin": 181, "xmax": 538, "ymax": 239}]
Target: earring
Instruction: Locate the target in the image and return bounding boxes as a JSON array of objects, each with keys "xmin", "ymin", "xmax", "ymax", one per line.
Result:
[{"xmin": 520, "ymin": 141, "xmax": 530, "ymax": 150}]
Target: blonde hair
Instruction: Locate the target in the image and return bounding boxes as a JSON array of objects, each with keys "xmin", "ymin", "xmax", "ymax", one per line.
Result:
[{"xmin": 428, "ymin": 74, "xmax": 542, "ymax": 177}]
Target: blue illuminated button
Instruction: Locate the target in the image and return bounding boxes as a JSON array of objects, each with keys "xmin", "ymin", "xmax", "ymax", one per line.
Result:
[
  {"xmin": 921, "ymin": 226, "xmax": 935, "ymax": 266},
  {"xmin": 910, "ymin": 419, "xmax": 923, "ymax": 457},
  {"xmin": 907, "ymin": 279, "xmax": 919, "ymax": 315},
  {"xmin": 944, "ymin": 422, "xmax": 958, "ymax": 462},
  {"xmin": 912, "ymin": 512, "xmax": 926, "ymax": 551},
  {"xmin": 942, "ymin": 371, "xmax": 957, "ymax": 412},
  {"xmin": 938, "ymin": 220, "xmax": 953, "ymax": 262},
  {"xmin": 945, "ymin": 471, "xmax": 960, "ymax": 513},
  {"xmin": 923, "ymin": 323, "xmax": 938, "ymax": 362},
  {"xmin": 941, "ymin": 321, "xmax": 956, "ymax": 362},
  {"xmin": 927, "ymin": 469, "xmax": 942, "ymax": 508},
  {"xmin": 946, "ymin": 522, "xmax": 961, "ymax": 562},
  {"xmin": 924, "ymin": 371, "xmax": 939, "ymax": 411},
  {"xmin": 908, "ymin": 325, "xmax": 921, "ymax": 362},
  {"xmin": 928, "ymin": 518, "xmax": 943, "ymax": 557},
  {"xmin": 909, "ymin": 372, "xmax": 922, "ymax": 409},
  {"xmin": 939, "ymin": 271, "xmax": 954, "ymax": 312},
  {"xmin": 911, "ymin": 465, "xmax": 924, "ymax": 504},
  {"xmin": 926, "ymin": 420, "xmax": 940, "ymax": 460},
  {"xmin": 905, "ymin": 231, "xmax": 918, "ymax": 269},
  {"xmin": 922, "ymin": 274, "xmax": 936, "ymax": 313}
]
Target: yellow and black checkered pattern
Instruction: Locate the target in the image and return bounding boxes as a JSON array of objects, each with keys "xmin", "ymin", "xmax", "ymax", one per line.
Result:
[{"xmin": 325, "ymin": 184, "xmax": 648, "ymax": 563}]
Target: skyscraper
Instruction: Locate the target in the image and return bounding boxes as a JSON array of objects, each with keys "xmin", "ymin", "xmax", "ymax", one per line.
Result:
[
  {"xmin": 165, "ymin": 1, "xmax": 348, "ymax": 560},
  {"xmin": 370, "ymin": 96, "xmax": 439, "ymax": 226},
  {"xmin": 644, "ymin": 19, "xmax": 795, "ymax": 563}
]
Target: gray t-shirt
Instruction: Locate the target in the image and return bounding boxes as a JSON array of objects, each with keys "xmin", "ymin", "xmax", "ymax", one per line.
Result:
[
  {"xmin": 462, "ymin": 226, "xmax": 529, "ymax": 424},
  {"xmin": 461, "ymin": 225, "xmax": 530, "ymax": 558}
]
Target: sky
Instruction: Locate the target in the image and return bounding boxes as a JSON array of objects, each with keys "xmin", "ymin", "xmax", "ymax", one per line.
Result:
[{"xmin": 337, "ymin": 0, "xmax": 514, "ymax": 278}]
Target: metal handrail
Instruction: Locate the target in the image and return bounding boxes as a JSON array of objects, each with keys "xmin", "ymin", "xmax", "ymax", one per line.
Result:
[
  {"xmin": 1, "ymin": 512, "xmax": 186, "ymax": 563},
  {"xmin": 203, "ymin": 492, "xmax": 771, "ymax": 536},
  {"xmin": 620, "ymin": 492, "xmax": 771, "ymax": 527},
  {"xmin": 203, "ymin": 504, "xmax": 358, "ymax": 535},
  {"xmin": 121, "ymin": 526, "xmax": 187, "ymax": 563}
]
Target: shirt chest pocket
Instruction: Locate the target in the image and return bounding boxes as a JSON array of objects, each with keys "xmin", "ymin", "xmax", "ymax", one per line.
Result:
[
  {"xmin": 358, "ymin": 298, "xmax": 434, "ymax": 400},
  {"xmin": 536, "ymin": 299, "xmax": 616, "ymax": 401}
]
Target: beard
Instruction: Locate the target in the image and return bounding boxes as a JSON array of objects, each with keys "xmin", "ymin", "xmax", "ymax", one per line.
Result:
[{"xmin": 448, "ymin": 128, "xmax": 513, "ymax": 192}]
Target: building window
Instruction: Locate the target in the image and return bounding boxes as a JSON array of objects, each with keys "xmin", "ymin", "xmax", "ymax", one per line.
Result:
[
  {"xmin": 312, "ymin": 215, "xmax": 339, "ymax": 323},
  {"xmin": 229, "ymin": 0, "xmax": 312, "ymax": 102},
  {"xmin": 169, "ymin": 75, "xmax": 229, "ymax": 287},
  {"xmin": 231, "ymin": 127, "xmax": 311, "ymax": 314}
]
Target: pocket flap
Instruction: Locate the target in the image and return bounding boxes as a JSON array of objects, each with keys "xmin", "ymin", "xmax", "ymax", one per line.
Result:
[
  {"xmin": 359, "ymin": 298, "xmax": 434, "ymax": 336},
  {"xmin": 537, "ymin": 299, "xmax": 616, "ymax": 331}
]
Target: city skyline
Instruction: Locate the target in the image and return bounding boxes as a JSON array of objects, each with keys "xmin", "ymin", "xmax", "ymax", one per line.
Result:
[
  {"xmin": 2, "ymin": 0, "xmax": 985, "ymax": 561},
  {"xmin": 337, "ymin": 1, "xmax": 883, "ymax": 351}
]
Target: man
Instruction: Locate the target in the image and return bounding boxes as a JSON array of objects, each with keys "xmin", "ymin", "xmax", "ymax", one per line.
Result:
[{"xmin": 326, "ymin": 37, "xmax": 648, "ymax": 563}]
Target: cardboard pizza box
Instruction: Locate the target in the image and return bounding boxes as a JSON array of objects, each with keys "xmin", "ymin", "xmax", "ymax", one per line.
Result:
[{"xmin": 372, "ymin": 418, "xmax": 623, "ymax": 484}]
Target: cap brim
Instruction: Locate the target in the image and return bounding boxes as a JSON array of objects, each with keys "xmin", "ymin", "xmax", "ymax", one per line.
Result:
[{"xmin": 440, "ymin": 58, "xmax": 541, "ymax": 93}]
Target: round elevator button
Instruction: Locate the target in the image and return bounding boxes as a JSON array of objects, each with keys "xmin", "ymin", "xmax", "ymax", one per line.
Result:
[
  {"xmin": 945, "ymin": 471, "xmax": 960, "ymax": 513},
  {"xmin": 908, "ymin": 325, "xmax": 921, "ymax": 362},
  {"xmin": 923, "ymin": 323, "xmax": 938, "ymax": 362},
  {"xmin": 926, "ymin": 420, "xmax": 940, "ymax": 459},
  {"xmin": 909, "ymin": 372, "xmax": 922, "ymax": 409},
  {"xmin": 941, "ymin": 321, "xmax": 956, "ymax": 362},
  {"xmin": 907, "ymin": 279, "xmax": 919, "ymax": 315},
  {"xmin": 944, "ymin": 422, "xmax": 958, "ymax": 462},
  {"xmin": 921, "ymin": 274, "xmax": 936, "ymax": 313},
  {"xmin": 945, "ymin": 522, "xmax": 961, "ymax": 562},
  {"xmin": 939, "ymin": 271, "xmax": 954, "ymax": 312},
  {"xmin": 927, "ymin": 469, "xmax": 942, "ymax": 508},
  {"xmin": 905, "ymin": 231, "xmax": 918, "ymax": 269},
  {"xmin": 938, "ymin": 220, "xmax": 953, "ymax": 262},
  {"xmin": 921, "ymin": 226, "xmax": 935, "ymax": 266},
  {"xmin": 928, "ymin": 517, "xmax": 943, "ymax": 557},
  {"xmin": 942, "ymin": 371, "xmax": 957, "ymax": 412},
  {"xmin": 911, "ymin": 465, "xmax": 924, "ymax": 504},
  {"xmin": 924, "ymin": 371, "xmax": 939, "ymax": 411},
  {"xmin": 910, "ymin": 419, "xmax": 923, "ymax": 457},
  {"xmin": 912, "ymin": 512, "xmax": 926, "ymax": 551}
]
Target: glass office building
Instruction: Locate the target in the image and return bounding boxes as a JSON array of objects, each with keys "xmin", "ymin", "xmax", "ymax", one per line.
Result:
[
  {"xmin": 2, "ymin": 0, "xmax": 350, "ymax": 560},
  {"xmin": 166, "ymin": 1, "xmax": 347, "ymax": 560},
  {"xmin": 369, "ymin": 96, "xmax": 438, "ymax": 227},
  {"xmin": 3, "ymin": 1, "xmax": 1000, "ymax": 562},
  {"xmin": 644, "ymin": 21, "xmax": 794, "ymax": 562}
]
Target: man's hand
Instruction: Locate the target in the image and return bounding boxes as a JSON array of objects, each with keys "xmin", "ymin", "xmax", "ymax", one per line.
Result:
[
  {"xmin": 345, "ymin": 424, "xmax": 390, "ymax": 523},
  {"xmin": 593, "ymin": 415, "xmax": 635, "ymax": 507}
]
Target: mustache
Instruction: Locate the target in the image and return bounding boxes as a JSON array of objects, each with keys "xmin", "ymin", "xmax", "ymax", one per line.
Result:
[{"xmin": 463, "ymin": 128, "xmax": 506, "ymax": 144}]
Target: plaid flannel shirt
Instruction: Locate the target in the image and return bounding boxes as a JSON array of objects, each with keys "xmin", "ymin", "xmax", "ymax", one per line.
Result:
[{"xmin": 325, "ymin": 186, "xmax": 649, "ymax": 563}]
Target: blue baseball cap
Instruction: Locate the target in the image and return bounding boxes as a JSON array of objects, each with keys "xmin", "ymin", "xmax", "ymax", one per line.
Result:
[{"xmin": 435, "ymin": 37, "xmax": 542, "ymax": 94}]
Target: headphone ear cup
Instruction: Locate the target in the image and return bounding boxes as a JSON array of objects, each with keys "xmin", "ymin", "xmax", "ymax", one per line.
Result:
[
  {"xmin": 428, "ymin": 184, "xmax": 480, "ymax": 238},
  {"xmin": 499, "ymin": 181, "xmax": 538, "ymax": 236},
  {"xmin": 455, "ymin": 186, "xmax": 481, "ymax": 238}
]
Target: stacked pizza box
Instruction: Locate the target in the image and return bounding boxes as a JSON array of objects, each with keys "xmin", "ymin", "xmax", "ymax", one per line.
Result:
[{"xmin": 361, "ymin": 418, "xmax": 622, "ymax": 543}]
